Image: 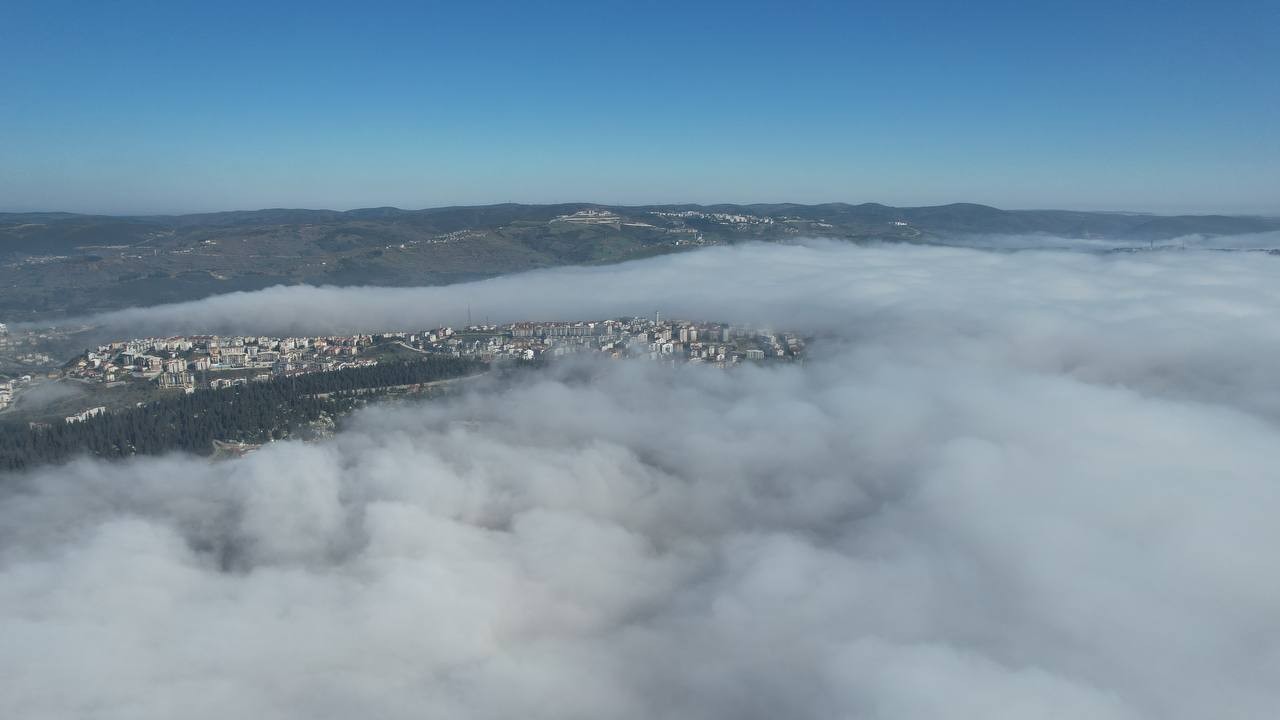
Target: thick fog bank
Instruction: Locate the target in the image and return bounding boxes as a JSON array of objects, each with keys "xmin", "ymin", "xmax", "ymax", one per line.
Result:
[
  {"xmin": 939, "ymin": 229, "xmax": 1280, "ymax": 251},
  {"xmin": 80, "ymin": 237, "xmax": 1280, "ymax": 338},
  {"xmin": 83, "ymin": 240, "xmax": 1280, "ymax": 422},
  {"xmin": 3, "ymin": 240, "xmax": 1280, "ymax": 718}
]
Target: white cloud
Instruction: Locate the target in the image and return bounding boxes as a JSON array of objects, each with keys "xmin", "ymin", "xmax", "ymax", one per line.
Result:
[{"xmin": 4, "ymin": 240, "xmax": 1280, "ymax": 718}]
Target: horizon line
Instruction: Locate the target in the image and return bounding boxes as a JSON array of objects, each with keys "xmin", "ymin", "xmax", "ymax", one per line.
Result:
[{"xmin": 2, "ymin": 200, "xmax": 1276, "ymax": 220}]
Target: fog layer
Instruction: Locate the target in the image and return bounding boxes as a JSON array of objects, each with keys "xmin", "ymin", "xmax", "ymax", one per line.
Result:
[
  {"xmin": 86, "ymin": 238, "xmax": 1280, "ymax": 339},
  {"xmin": 4, "ymin": 240, "xmax": 1280, "ymax": 719}
]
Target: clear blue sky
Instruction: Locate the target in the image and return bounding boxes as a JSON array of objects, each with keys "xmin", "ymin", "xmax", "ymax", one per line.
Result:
[{"xmin": 1, "ymin": 0, "xmax": 1276, "ymax": 215}]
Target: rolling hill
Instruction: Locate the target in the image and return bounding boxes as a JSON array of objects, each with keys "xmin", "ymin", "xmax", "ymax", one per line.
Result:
[{"xmin": 1, "ymin": 202, "xmax": 1276, "ymax": 320}]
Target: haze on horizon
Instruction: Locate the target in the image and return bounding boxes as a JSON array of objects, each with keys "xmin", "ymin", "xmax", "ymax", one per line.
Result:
[
  {"xmin": 2, "ymin": 0, "xmax": 1277, "ymax": 216},
  {"xmin": 7, "ymin": 200, "xmax": 1280, "ymax": 221}
]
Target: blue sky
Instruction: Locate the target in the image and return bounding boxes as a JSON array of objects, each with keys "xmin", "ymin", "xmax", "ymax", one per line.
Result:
[{"xmin": 1, "ymin": 0, "xmax": 1276, "ymax": 214}]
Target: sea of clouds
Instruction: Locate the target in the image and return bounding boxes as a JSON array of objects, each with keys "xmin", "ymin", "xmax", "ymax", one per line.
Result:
[{"xmin": 4, "ymin": 239, "xmax": 1280, "ymax": 719}]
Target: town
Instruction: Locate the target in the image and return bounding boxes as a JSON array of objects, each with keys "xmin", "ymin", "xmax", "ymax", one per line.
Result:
[
  {"xmin": 0, "ymin": 322, "xmax": 65, "ymax": 411},
  {"xmin": 61, "ymin": 316, "xmax": 805, "ymax": 394}
]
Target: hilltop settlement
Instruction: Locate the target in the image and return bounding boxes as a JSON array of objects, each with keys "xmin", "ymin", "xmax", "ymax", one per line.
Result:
[
  {"xmin": 62, "ymin": 316, "xmax": 803, "ymax": 395},
  {"xmin": 0, "ymin": 317, "xmax": 804, "ymax": 469}
]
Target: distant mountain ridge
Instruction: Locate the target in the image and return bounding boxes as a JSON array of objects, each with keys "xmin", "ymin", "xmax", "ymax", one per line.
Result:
[
  {"xmin": 4, "ymin": 201, "xmax": 1278, "ymax": 242},
  {"xmin": 1, "ymin": 202, "xmax": 1278, "ymax": 320}
]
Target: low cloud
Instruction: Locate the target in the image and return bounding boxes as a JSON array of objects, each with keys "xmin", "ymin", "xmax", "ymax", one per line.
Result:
[
  {"xmin": 72, "ymin": 238, "xmax": 1280, "ymax": 338},
  {"xmin": 4, "ymin": 240, "xmax": 1280, "ymax": 718},
  {"xmin": 936, "ymin": 230, "xmax": 1280, "ymax": 251},
  {"xmin": 83, "ymin": 240, "xmax": 1280, "ymax": 421},
  {"xmin": 5, "ymin": 380, "xmax": 85, "ymax": 412}
]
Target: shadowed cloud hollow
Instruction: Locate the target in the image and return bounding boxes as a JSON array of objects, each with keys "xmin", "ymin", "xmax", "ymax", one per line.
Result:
[{"xmin": 4, "ymin": 240, "xmax": 1280, "ymax": 719}]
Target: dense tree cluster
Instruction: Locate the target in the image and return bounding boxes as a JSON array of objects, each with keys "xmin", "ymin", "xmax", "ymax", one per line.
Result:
[{"xmin": 0, "ymin": 356, "xmax": 483, "ymax": 471}]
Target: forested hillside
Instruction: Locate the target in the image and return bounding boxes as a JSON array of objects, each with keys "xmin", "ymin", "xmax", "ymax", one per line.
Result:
[{"xmin": 0, "ymin": 356, "xmax": 483, "ymax": 471}]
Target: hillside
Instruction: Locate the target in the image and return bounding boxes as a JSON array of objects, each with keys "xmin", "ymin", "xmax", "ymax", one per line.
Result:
[{"xmin": 1, "ymin": 202, "xmax": 1277, "ymax": 320}]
